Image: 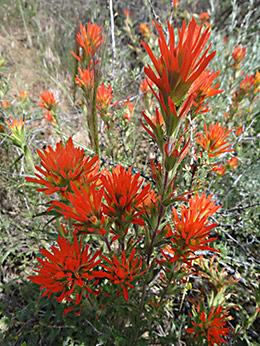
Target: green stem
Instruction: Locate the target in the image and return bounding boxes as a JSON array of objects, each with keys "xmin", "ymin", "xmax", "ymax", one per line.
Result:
[
  {"xmin": 131, "ymin": 138, "xmax": 171, "ymax": 345},
  {"xmin": 91, "ymin": 84, "xmax": 99, "ymax": 155}
]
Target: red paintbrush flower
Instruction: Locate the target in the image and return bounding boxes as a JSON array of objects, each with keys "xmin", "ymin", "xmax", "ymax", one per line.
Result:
[
  {"xmin": 39, "ymin": 90, "xmax": 56, "ymax": 111},
  {"xmin": 6, "ymin": 116, "xmax": 26, "ymax": 147},
  {"xmin": 71, "ymin": 22, "xmax": 103, "ymax": 65},
  {"xmin": 101, "ymin": 164, "xmax": 150, "ymax": 226},
  {"xmin": 53, "ymin": 182, "xmax": 106, "ymax": 235},
  {"xmin": 161, "ymin": 193, "xmax": 221, "ymax": 264},
  {"xmin": 123, "ymin": 98, "xmax": 134, "ymax": 121},
  {"xmin": 75, "ymin": 67, "xmax": 94, "ymax": 89},
  {"xmin": 191, "ymin": 70, "xmax": 223, "ymax": 115},
  {"xmin": 28, "ymin": 235, "xmax": 106, "ymax": 306},
  {"xmin": 101, "ymin": 247, "xmax": 146, "ymax": 301},
  {"xmin": 139, "ymin": 23, "xmax": 151, "ymax": 39},
  {"xmin": 232, "ymin": 45, "xmax": 246, "ymax": 68},
  {"xmin": 226, "ymin": 157, "xmax": 239, "ymax": 169},
  {"xmin": 6, "ymin": 116, "xmax": 24, "ymax": 133},
  {"xmin": 142, "ymin": 18, "xmax": 215, "ymax": 104},
  {"xmin": 186, "ymin": 304, "xmax": 230, "ymax": 346},
  {"xmin": 96, "ymin": 82, "xmax": 115, "ymax": 119},
  {"xmin": 26, "ymin": 137, "xmax": 99, "ymax": 195},
  {"xmin": 239, "ymin": 73, "xmax": 255, "ymax": 96},
  {"xmin": 196, "ymin": 122, "xmax": 235, "ymax": 157},
  {"xmin": 42, "ymin": 110, "xmax": 55, "ymax": 124}
]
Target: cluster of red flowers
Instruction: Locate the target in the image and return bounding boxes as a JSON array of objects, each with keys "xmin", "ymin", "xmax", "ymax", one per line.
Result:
[
  {"xmin": 27, "ymin": 137, "xmax": 152, "ymax": 305},
  {"xmin": 26, "ymin": 15, "xmax": 236, "ymax": 344},
  {"xmin": 196, "ymin": 122, "xmax": 234, "ymax": 157},
  {"xmin": 39, "ymin": 90, "xmax": 57, "ymax": 124},
  {"xmin": 28, "ymin": 235, "xmax": 106, "ymax": 307},
  {"xmin": 186, "ymin": 304, "xmax": 230, "ymax": 346},
  {"xmin": 160, "ymin": 193, "xmax": 221, "ymax": 265},
  {"xmin": 232, "ymin": 45, "xmax": 246, "ymax": 69}
]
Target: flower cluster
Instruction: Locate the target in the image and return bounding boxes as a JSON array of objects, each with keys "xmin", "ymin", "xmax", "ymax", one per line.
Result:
[
  {"xmin": 186, "ymin": 304, "xmax": 230, "ymax": 346},
  {"xmin": 232, "ymin": 45, "xmax": 246, "ymax": 69},
  {"xmin": 24, "ymin": 14, "xmax": 239, "ymax": 345},
  {"xmin": 196, "ymin": 122, "xmax": 234, "ymax": 157},
  {"xmin": 71, "ymin": 22, "xmax": 104, "ymax": 66},
  {"xmin": 28, "ymin": 235, "xmax": 106, "ymax": 308},
  {"xmin": 142, "ymin": 18, "xmax": 215, "ymax": 104},
  {"xmin": 102, "ymin": 248, "xmax": 146, "ymax": 301},
  {"xmin": 161, "ymin": 193, "xmax": 221, "ymax": 265},
  {"xmin": 39, "ymin": 90, "xmax": 57, "ymax": 125},
  {"xmin": 96, "ymin": 82, "xmax": 116, "ymax": 121},
  {"xmin": 26, "ymin": 137, "xmax": 99, "ymax": 195}
]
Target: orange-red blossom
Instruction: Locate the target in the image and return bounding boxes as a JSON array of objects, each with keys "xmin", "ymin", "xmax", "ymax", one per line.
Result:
[
  {"xmin": 142, "ymin": 18, "xmax": 216, "ymax": 104},
  {"xmin": 96, "ymin": 83, "xmax": 117, "ymax": 119},
  {"xmin": 75, "ymin": 67, "xmax": 94, "ymax": 90},
  {"xmin": 71, "ymin": 22, "xmax": 103, "ymax": 65},
  {"xmin": 28, "ymin": 235, "xmax": 107, "ymax": 308},
  {"xmin": 39, "ymin": 90, "xmax": 56, "ymax": 111},
  {"xmin": 232, "ymin": 45, "xmax": 246, "ymax": 68},
  {"xmin": 53, "ymin": 182, "xmax": 106, "ymax": 236},
  {"xmin": 101, "ymin": 247, "xmax": 146, "ymax": 301},
  {"xmin": 186, "ymin": 304, "xmax": 230, "ymax": 346},
  {"xmin": 101, "ymin": 164, "xmax": 150, "ymax": 227},
  {"xmin": 196, "ymin": 122, "xmax": 235, "ymax": 157},
  {"xmin": 161, "ymin": 193, "xmax": 221, "ymax": 264},
  {"xmin": 26, "ymin": 137, "xmax": 99, "ymax": 195}
]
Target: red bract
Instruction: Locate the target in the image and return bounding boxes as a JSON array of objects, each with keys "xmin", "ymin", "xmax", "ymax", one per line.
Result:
[
  {"xmin": 42, "ymin": 110, "xmax": 55, "ymax": 124},
  {"xmin": 196, "ymin": 122, "xmax": 234, "ymax": 157},
  {"xmin": 123, "ymin": 98, "xmax": 134, "ymax": 121},
  {"xmin": 239, "ymin": 73, "xmax": 255, "ymax": 96},
  {"xmin": 226, "ymin": 157, "xmax": 239, "ymax": 169},
  {"xmin": 186, "ymin": 304, "xmax": 230, "ymax": 346},
  {"xmin": 53, "ymin": 182, "xmax": 106, "ymax": 235},
  {"xmin": 101, "ymin": 164, "xmax": 150, "ymax": 226},
  {"xmin": 142, "ymin": 189, "xmax": 159, "ymax": 211},
  {"xmin": 143, "ymin": 84, "xmax": 194, "ymax": 137},
  {"xmin": 164, "ymin": 137, "xmax": 191, "ymax": 171},
  {"xmin": 191, "ymin": 70, "xmax": 223, "ymax": 114},
  {"xmin": 26, "ymin": 137, "xmax": 99, "ymax": 195},
  {"xmin": 28, "ymin": 235, "xmax": 106, "ymax": 306},
  {"xmin": 71, "ymin": 22, "xmax": 103, "ymax": 64},
  {"xmin": 161, "ymin": 193, "xmax": 221, "ymax": 264},
  {"xmin": 101, "ymin": 248, "xmax": 146, "ymax": 301},
  {"xmin": 96, "ymin": 83, "xmax": 115, "ymax": 119},
  {"xmin": 142, "ymin": 18, "xmax": 215, "ymax": 104},
  {"xmin": 39, "ymin": 90, "xmax": 56, "ymax": 111},
  {"xmin": 141, "ymin": 107, "xmax": 164, "ymax": 140},
  {"xmin": 75, "ymin": 67, "xmax": 94, "ymax": 89},
  {"xmin": 6, "ymin": 116, "xmax": 24, "ymax": 133},
  {"xmin": 232, "ymin": 45, "xmax": 246, "ymax": 68}
]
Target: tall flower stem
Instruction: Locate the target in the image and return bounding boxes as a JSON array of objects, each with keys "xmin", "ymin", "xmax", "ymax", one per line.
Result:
[
  {"xmin": 147, "ymin": 137, "xmax": 171, "ymax": 265},
  {"xmin": 91, "ymin": 83, "xmax": 100, "ymax": 156},
  {"xmin": 131, "ymin": 138, "xmax": 171, "ymax": 345}
]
